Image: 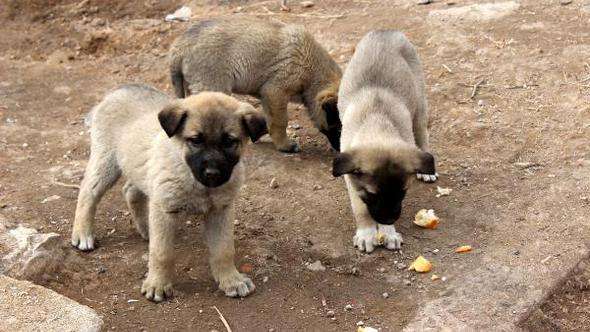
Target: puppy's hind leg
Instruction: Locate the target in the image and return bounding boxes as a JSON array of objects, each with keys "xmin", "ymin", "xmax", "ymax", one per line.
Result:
[
  {"xmin": 72, "ymin": 151, "xmax": 121, "ymax": 251},
  {"xmin": 123, "ymin": 182, "xmax": 149, "ymax": 240},
  {"xmin": 205, "ymin": 206, "xmax": 255, "ymax": 298}
]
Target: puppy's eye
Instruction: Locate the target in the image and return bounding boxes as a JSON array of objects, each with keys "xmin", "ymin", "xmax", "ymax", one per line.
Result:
[
  {"xmin": 222, "ymin": 135, "xmax": 239, "ymax": 149},
  {"xmin": 187, "ymin": 134, "xmax": 204, "ymax": 146}
]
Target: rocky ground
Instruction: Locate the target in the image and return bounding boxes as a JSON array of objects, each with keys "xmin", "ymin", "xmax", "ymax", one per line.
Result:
[{"xmin": 0, "ymin": 0, "xmax": 589, "ymax": 331}]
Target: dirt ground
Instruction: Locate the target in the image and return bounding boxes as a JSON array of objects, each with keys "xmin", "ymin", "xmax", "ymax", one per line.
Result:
[{"xmin": 1, "ymin": 0, "xmax": 589, "ymax": 331}]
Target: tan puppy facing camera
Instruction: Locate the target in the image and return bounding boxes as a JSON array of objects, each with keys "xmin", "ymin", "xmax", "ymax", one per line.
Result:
[
  {"xmin": 169, "ymin": 17, "xmax": 342, "ymax": 153},
  {"xmin": 334, "ymin": 31, "xmax": 438, "ymax": 253},
  {"xmin": 71, "ymin": 84, "xmax": 267, "ymax": 301}
]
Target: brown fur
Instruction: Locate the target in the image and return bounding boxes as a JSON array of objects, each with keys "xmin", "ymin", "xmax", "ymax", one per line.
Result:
[{"xmin": 169, "ymin": 17, "xmax": 342, "ymax": 152}]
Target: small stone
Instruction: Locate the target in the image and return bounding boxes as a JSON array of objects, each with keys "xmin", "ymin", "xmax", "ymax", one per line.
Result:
[
  {"xmin": 41, "ymin": 195, "xmax": 61, "ymax": 204},
  {"xmin": 396, "ymin": 263, "xmax": 406, "ymax": 270},
  {"xmin": 378, "ymin": 267, "xmax": 386, "ymax": 273},
  {"xmin": 382, "ymin": 292, "xmax": 389, "ymax": 298},
  {"xmin": 270, "ymin": 178, "xmax": 279, "ymax": 189},
  {"xmin": 432, "ymin": 249, "xmax": 440, "ymax": 254},
  {"xmin": 560, "ymin": 0, "xmax": 572, "ymax": 5},
  {"xmin": 441, "ymin": 276, "xmax": 448, "ymax": 282},
  {"xmin": 417, "ymin": 0, "xmax": 432, "ymax": 4},
  {"xmin": 22, "ymin": 143, "xmax": 28, "ymax": 148},
  {"xmin": 97, "ymin": 266, "xmax": 107, "ymax": 274},
  {"xmin": 344, "ymin": 304, "xmax": 353, "ymax": 311},
  {"xmin": 306, "ymin": 260, "xmax": 326, "ymax": 272},
  {"xmin": 233, "ymin": 219, "xmax": 240, "ymax": 226},
  {"xmin": 357, "ymin": 321, "xmax": 365, "ymax": 326},
  {"xmin": 301, "ymin": 1, "xmax": 315, "ymax": 8},
  {"xmin": 263, "ymin": 276, "xmax": 269, "ymax": 283},
  {"xmin": 403, "ymin": 279, "xmax": 412, "ymax": 286},
  {"xmin": 326, "ymin": 310, "xmax": 335, "ymax": 317},
  {"xmin": 312, "ymin": 184, "xmax": 323, "ymax": 191},
  {"xmin": 351, "ymin": 267, "xmax": 360, "ymax": 275},
  {"xmin": 478, "ymin": 99, "xmax": 485, "ymax": 107}
]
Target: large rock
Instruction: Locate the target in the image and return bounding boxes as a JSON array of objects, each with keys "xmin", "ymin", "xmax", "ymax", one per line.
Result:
[
  {"xmin": 0, "ymin": 275, "xmax": 103, "ymax": 332},
  {"xmin": 0, "ymin": 219, "xmax": 65, "ymax": 282},
  {"xmin": 429, "ymin": 2, "xmax": 520, "ymax": 22}
]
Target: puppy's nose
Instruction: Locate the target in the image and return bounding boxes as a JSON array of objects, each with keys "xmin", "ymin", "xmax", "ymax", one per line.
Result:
[{"xmin": 204, "ymin": 168, "xmax": 220, "ymax": 179}]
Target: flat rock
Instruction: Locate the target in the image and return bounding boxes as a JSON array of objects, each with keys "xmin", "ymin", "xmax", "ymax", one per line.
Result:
[
  {"xmin": 429, "ymin": 2, "xmax": 520, "ymax": 22},
  {"xmin": 0, "ymin": 220, "xmax": 65, "ymax": 282},
  {"xmin": 0, "ymin": 275, "xmax": 103, "ymax": 332}
]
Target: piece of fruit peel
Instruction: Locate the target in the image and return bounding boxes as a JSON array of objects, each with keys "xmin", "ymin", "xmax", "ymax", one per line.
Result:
[
  {"xmin": 455, "ymin": 245, "xmax": 472, "ymax": 253},
  {"xmin": 408, "ymin": 255, "xmax": 432, "ymax": 273},
  {"xmin": 414, "ymin": 209, "xmax": 439, "ymax": 229}
]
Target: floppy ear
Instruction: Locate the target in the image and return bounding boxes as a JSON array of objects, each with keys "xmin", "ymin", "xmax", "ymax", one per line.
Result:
[
  {"xmin": 321, "ymin": 97, "xmax": 340, "ymax": 127},
  {"xmin": 414, "ymin": 151, "xmax": 436, "ymax": 175},
  {"xmin": 158, "ymin": 103, "xmax": 187, "ymax": 138},
  {"xmin": 332, "ymin": 152, "xmax": 357, "ymax": 177},
  {"xmin": 237, "ymin": 103, "xmax": 268, "ymax": 143}
]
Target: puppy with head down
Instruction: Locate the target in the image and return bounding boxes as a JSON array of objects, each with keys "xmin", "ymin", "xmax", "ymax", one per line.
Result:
[
  {"xmin": 169, "ymin": 17, "xmax": 342, "ymax": 153},
  {"xmin": 71, "ymin": 84, "xmax": 267, "ymax": 301},
  {"xmin": 334, "ymin": 31, "xmax": 438, "ymax": 253}
]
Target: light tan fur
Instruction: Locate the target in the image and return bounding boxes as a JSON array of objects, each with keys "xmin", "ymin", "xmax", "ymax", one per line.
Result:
[
  {"xmin": 336, "ymin": 31, "xmax": 438, "ymax": 253},
  {"xmin": 71, "ymin": 84, "xmax": 265, "ymax": 301},
  {"xmin": 169, "ymin": 17, "xmax": 342, "ymax": 152}
]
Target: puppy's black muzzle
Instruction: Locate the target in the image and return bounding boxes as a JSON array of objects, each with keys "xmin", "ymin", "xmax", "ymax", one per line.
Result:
[{"xmin": 187, "ymin": 150, "xmax": 236, "ymax": 188}]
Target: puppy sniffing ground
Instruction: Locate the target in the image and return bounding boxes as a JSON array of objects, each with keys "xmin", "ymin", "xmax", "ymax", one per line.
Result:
[
  {"xmin": 334, "ymin": 30, "xmax": 438, "ymax": 253},
  {"xmin": 71, "ymin": 84, "xmax": 267, "ymax": 301},
  {"xmin": 169, "ymin": 17, "xmax": 342, "ymax": 153}
]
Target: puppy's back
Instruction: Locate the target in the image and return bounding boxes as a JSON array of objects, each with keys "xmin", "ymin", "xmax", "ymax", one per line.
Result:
[
  {"xmin": 339, "ymin": 30, "xmax": 424, "ymax": 113},
  {"xmin": 90, "ymin": 84, "xmax": 171, "ymax": 145}
]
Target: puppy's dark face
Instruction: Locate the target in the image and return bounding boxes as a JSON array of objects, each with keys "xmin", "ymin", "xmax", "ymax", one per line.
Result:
[
  {"xmin": 332, "ymin": 148, "xmax": 435, "ymax": 225},
  {"xmin": 159, "ymin": 93, "xmax": 267, "ymax": 188},
  {"xmin": 319, "ymin": 98, "xmax": 342, "ymax": 151}
]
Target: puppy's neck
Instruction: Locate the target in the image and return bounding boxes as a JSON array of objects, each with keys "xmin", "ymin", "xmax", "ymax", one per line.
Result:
[{"xmin": 343, "ymin": 88, "xmax": 416, "ymax": 149}]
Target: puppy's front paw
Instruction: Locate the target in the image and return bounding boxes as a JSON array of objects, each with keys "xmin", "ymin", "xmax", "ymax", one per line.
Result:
[
  {"xmin": 353, "ymin": 227, "xmax": 378, "ymax": 253},
  {"xmin": 219, "ymin": 272, "xmax": 256, "ymax": 298},
  {"xmin": 141, "ymin": 276, "xmax": 174, "ymax": 302},
  {"xmin": 71, "ymin": 230, "xmax": 95, "ymax": 251},
  {"xmin": 417, "ymin": 172, "xmax": 438, "ymax": 183},
  {"xmin": 377, "ymin": 225, "xmax": 403, "ymax": 250}
]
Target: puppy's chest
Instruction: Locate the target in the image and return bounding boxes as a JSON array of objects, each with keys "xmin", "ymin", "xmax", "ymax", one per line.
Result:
[{"xmin": 181, "ymin": 187, "xmax": 235, "ymax": 215}]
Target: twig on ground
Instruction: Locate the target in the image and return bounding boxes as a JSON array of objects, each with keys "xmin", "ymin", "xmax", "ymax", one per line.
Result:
[
  {"xmin": 52, "ymin": 179, "xmax": 80, "ymax": 189},
  {"xmin": 213, "ymin": 306, "xmax": 232, "ymax": 332},
  {"xmin": 470, "ymin": 79, "xmax": 486, "ymax": 99},
  {"xmin": 442, "ymin": 64, "xmax": 453, "ymax": 73}
]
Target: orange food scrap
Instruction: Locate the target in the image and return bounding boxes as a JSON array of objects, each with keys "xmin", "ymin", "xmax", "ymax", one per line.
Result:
[
  {"xmin": 414, "ymin": 209, "xmax": 440, "ymax": 229},
  {"xmin": 455, "ymin": 245, "xmax": 472, "ymax": 253},
  {"xmin": 239, "ymin": 263, "xmax": 253, "ymax": 273},
  {"xmin": 408, "ymin": 256, "xmax": 432, "ymax": 273}
]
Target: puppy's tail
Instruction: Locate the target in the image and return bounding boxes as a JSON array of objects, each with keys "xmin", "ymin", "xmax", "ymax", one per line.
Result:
[{"xmin": 170, "ymin": 55, "xmax": 186, "ymax": 99}]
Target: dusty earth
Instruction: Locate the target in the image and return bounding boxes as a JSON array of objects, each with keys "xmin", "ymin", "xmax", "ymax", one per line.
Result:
[{"xmin": 1, "ymin": 0, "xmax": 589, "ymax": 331}]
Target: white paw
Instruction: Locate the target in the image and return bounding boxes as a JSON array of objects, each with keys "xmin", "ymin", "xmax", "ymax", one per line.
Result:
[
  {"xmin": 71, "ymin": 231, "xmax": 95, "ymax": 251},
  {"xmin": 141, "ymin": 276, "xmax": 174, "ymax": 302},
  {"xmin": 219, "ymin": 273, "xmax": 256, "ymax": 298},
  {"xmin": 353, "ymin": 227, "xmax": 379, "ymax": 253},
  {"xmin": 377, "ymin": 225, "xmax": 403, "ymax": 250},
  {"xmin": 417, "ymin": 172, "xmax": 438, "ymax": 183}
]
